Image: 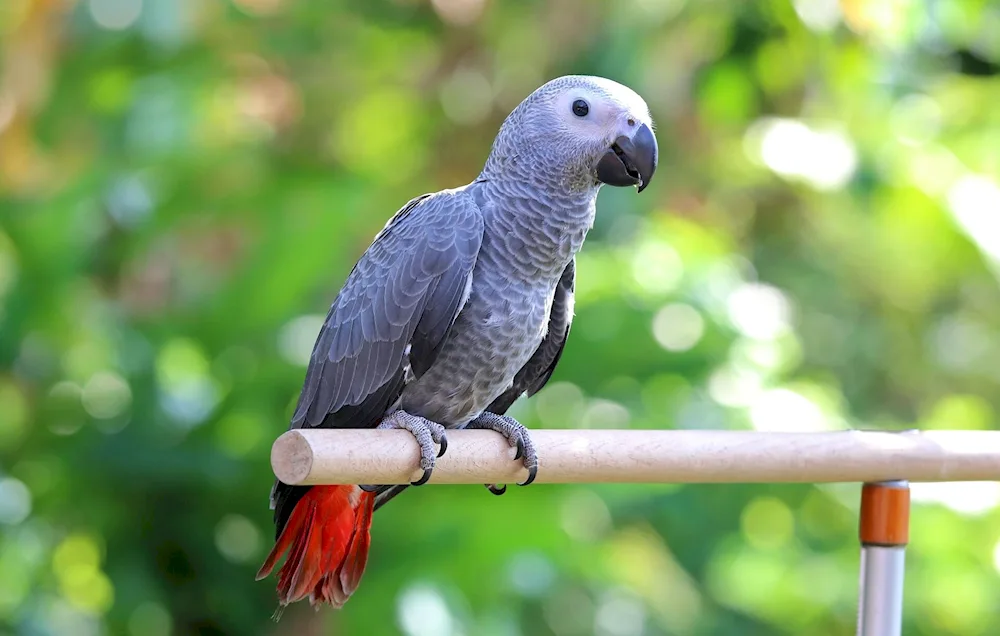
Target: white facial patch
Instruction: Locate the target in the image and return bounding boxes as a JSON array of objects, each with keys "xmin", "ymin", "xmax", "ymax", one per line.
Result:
[{"xmin": 551, "ymin": 76, "xmax": 653, "ymax": 139}]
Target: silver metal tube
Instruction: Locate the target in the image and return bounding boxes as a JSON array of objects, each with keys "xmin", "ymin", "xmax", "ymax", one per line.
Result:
[{"xmin": 857, "ymin": 546, "xmax": 906, "ymax": 636}]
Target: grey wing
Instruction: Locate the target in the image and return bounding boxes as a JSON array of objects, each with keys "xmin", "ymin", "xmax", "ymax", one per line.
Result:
[
  {"xmin": 292, "ymin": 190, "xmax": 484, "ymax": 429},
  {"xmin": 486, "ymin": 258, "xmax": 576, "ymax": 415},
  {"xmin": 271, "ymin": 190, "xmax": 482, "ymax": 534}
]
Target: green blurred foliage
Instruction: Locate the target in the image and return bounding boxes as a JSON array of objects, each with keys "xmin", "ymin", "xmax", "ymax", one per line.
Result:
[{"xmin": 2, "ymin": 0, "xmax": 1000, "ymax": 634}]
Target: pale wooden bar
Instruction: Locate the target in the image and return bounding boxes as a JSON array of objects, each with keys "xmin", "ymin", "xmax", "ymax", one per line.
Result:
[{"xmin": 270, "ymin": 429, "xmax": 1000, "ymax": 486}]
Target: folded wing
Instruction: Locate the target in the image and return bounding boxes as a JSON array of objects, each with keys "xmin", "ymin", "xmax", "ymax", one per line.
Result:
[{"xmin": 271, "ymin": 190, "xmax": 484, "ymax": 534}]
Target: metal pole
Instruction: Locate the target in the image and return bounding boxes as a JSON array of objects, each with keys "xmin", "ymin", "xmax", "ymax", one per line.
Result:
[{"xmin": 856, "ymin": 480, "xmax": 910, "ymax": 636}]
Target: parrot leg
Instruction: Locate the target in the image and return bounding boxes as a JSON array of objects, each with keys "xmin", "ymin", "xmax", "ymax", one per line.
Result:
[
  {"xmin": 360, "ymin": 410, "xmax": 448, "ymax": 490},
  {"xmin": 466, "ymin": 412, "xmax": 538, "ymax": 487}
]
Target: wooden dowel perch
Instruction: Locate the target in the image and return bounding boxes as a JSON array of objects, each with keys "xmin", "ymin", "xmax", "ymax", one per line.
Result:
[{"xmin": 270, "ymin": 429, "xmax": 1000, "ymax": 486}]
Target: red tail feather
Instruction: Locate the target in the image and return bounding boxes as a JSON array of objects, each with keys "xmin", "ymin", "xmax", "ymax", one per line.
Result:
[{"xmin": 256, "ymin": 485, "xmax": 375, "ymax": 608}]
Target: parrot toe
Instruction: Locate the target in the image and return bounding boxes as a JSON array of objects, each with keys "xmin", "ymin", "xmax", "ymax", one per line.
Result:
[
  {"xmin": 377, "ymin": 410, "xmax": 449, "ymax": 487},
  {"xmin": 485, "ymin": 483, "xmax": 507, "ymax": 495},
  {"xmin": 466, "ymin": 411, "xmax": 539, "ymax": 487}
]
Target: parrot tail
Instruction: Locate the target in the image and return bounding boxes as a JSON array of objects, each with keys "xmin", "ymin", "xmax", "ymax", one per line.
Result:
[{"xmin": 256, "ymin": 485, "xmax": 375, "ymax": 610}]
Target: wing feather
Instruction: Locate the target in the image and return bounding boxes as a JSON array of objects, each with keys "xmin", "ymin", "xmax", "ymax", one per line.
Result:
[
  {"xmin": 290, "ymin": 190, "xmax": 484, "ymax": 429},
  {"xmin": 273, "ymin": 190, "xmax": 484, "ymax": 533}
]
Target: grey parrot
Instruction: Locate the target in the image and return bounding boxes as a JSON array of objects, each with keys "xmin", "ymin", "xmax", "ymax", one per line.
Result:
[{"xmin": 257, "ymin": 75, "xmax": 657, "ymax": 610}]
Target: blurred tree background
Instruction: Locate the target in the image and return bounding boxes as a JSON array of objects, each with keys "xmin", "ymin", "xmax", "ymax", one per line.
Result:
[{"xmin": 2, "ymin": 0, "xmax": 1000, "ymax": 634}]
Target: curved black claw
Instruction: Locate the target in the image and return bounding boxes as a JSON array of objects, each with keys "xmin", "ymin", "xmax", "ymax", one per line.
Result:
[
  {"xmin": 466, "ymin": 411, "xmax": 538, "ymax": 488},
  {"xmin": 517, "ymin": 465, "xmax": 538, "ymax": 487},
  {"xmin": 437, "ymin": 434, "xmax": 449, "ymax": 458},
  {"xmin": 411, "ymin": 467, "xmax": 433, "ymax": 487},
  {"xmin": 359, "ymin": 483, "xmax": 380, "ymax": 493},
  {"xmin": 486, "ymin": 483, "xmax": 506, "ymax": 496}
]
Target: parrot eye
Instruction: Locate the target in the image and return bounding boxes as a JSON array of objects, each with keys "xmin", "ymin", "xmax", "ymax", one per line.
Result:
[{"xmin": 571, "ymin": 99, "xmax": 589, "ymax": 117}]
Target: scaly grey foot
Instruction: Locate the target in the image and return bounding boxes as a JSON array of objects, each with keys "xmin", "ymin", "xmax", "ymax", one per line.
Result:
[
  {"xmin": 466, "ymin": 411, "xmax": 538, "ymax": 488},
  {"xmin": 359, "ymin": 410, "xmax": 448, "ymax": 491}
]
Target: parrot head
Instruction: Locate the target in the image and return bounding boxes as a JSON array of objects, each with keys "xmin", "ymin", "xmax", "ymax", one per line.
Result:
[{"xmin": 490, "ymin": 75, "xmax": 658, "ymax": 193}]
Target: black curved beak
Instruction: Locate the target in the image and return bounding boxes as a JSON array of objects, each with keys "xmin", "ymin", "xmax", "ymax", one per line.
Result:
[{"xmin": 595, "ymin": 123, "xmax": 658, "ymax": 193}]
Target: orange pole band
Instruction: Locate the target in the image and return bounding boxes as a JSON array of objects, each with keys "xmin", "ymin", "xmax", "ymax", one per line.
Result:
[{"xmin": 859, "ymin": 481, "xmax": 910, "ymax": 546}]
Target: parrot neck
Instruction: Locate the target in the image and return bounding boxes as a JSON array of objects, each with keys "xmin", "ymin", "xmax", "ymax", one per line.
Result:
[
  {"xmin": 468, "ymin": 177, "xmax": 597, "ymax": 279},
  {"xmin": 479, "ymin": 151, "xmax": 601, "ymax": 201}
]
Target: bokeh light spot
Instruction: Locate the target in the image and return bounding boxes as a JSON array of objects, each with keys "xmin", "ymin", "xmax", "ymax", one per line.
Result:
[
  {"xmin": 332, "ymin": 89, "xmax": 426, "ymax": 184},
  {"xmin": 277, "ymin": 314, "xmax": 324, "ymax": 367},
  {"xmin": 635, "ymin": 0, "xmax": 687, "ymax": 23},
  {"xmin": 749, "ymin": 118, "xmax": 858, "ymax": 190},
  {"xmin": 507, "ymin": 552, "xmax": 555, "ymax": 597},
  {"xmin": 397, "ymin": 584, "xmax": 456, "ymax": 636},
  {"xmin": 214, "ymin": 411, "xmax": 266, "ymax": 457},
  {"xmin": 431, "ymin": 0, "xmax": 486, "ymax": 26},
  {"xmin": 727, "ymin": 283, "xmax": 792, "ymax": 340},
  {"xmin": 947, "ymin": 175, "xmax": 1000, "ymax": 264},
  {"xmin": 630, "ymin": 239, "xmax": 683, "ymax": 296},
  {"xmin": 707, "ymin": 365, "xmax": 763, "ymax": 407},
  {"xmin": 88, "ymin": 68, "xmax": 133, "ymax": 114},
  {"xmin": 82, "ymin": 371, "xmax": 132, "ymax": 420},
  {"xmin": 911, "ymin": 482, "xmax": 1000, "ymax": 516},
  {"xmin": 581, "ymin": 399, "xmax": 630, "ymax": 429},
  {"xmin": 923, "ymin": 394, "xmax": 993, "ymax": 431},
  {"xmin": 46, "ymin": 381, "xmax": 85, "ymax": 436},
  {"xmin": 53, "ymin": 535, "xmax": 101, "ymax": 574},
  {"xmin": 750, "ymin": 388, "xmax": 830, "ymax": 432},
  {"xmin": 560, "ymin": 489, "xmax": 612, "ymax": 542},
  {"xmin": 741, "ymin": 497, "xmax": 795, "ymax": 550},
  {"xmin": 793, "ymin": 0, "xmax": 841, "ymax": 32},
  {"xmin": 52, "ymin": 534, "xmax": 113, "ymax": 615},
  {"xmin": 594, "ymin": 589, "xmax": 646, "ymax": 636},
  {"xmin": 440, "ymin": 69, "xmax": 493, "ymax": 125},
  {"xmin": 535, "ymin": 382, "xmax": 585, "ymax": 429},
  {"xmin": 0, "ymin": 478, "xmax": 31, "ymax": 525},
  {"xmin": 89, "ymin": 0, "xmax": 143, "ymax": 30},
  {"xmin": 106, "ymin": 175, "xmax": 154, "ymax": 229},
  {"xmin": 706, "ymin": 543, "xmax": 786, "ymax": 616},
  {"xmin": 214, "ymin": 514, "xmax": 262, "ymax": 564},
  {"xmin": 652, "ymin": 303, "xmax": 705, "ymax": 352},
  {"xmin": 156, "ymin": 338, "xmax": 219, "ymax": 427}
]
